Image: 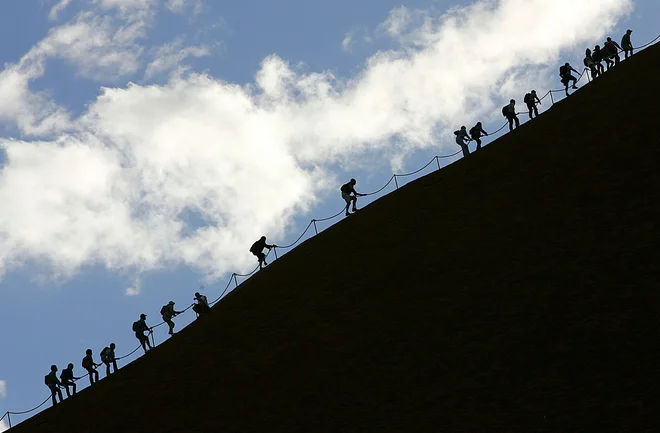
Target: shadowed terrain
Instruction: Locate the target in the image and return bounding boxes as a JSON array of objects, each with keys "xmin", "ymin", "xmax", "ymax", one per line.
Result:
[{"xmin": 11, "ymin": 43, "xmax": 660, "ymax": 433}]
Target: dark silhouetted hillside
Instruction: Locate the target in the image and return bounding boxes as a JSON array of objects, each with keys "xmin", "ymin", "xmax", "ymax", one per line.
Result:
[{"xmin": 12, "ymin": 44, "xmax": 660, "ymax": 433}]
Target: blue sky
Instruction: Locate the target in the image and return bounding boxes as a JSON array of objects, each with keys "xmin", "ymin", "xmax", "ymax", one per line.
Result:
[{"xmin": 0, "ymin": 0, "xmax": 657, "ymax": 427}]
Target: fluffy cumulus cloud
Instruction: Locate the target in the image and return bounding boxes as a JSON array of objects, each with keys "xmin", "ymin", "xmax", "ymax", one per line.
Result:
[
  {"xmin": 0, "ymin": 0, "xmax": 632, "ymax": 285},
  {"xmin": 0, "ymin": 380, "xmax": 6, "ymax": 398}
]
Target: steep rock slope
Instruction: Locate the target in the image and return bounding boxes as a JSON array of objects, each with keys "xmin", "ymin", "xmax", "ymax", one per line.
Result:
[{"xmin": 13, "ymin": 44, "xmax": 660, "ymax": 433}]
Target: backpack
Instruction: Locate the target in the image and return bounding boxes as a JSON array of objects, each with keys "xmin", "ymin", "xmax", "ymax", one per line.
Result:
[
  {"xmin": 523, "ymin": 93, "xmax": 532, "ymax": 104},
  {"xmin": 559, "ymin": 65, "xmax": 568, "ymax": 76},
  {"xmin": 82, "ymin": 356, "xmax": 91, "ymax": 369},
  {"xmin": 160, "ymin": 305, "xmax": 168, "ymax": 315},
  {"xmin": 100, "ymin": 347, "xmax": 110, "ymax": 363},
  {"xmin": 469, "ymin": 126, "xmax": 478, "ymax": 137},
  {"xmin": 132, "ymin": 321, "xmax": 139, "ymax": 332},
  {"xmin": 502, "ymin": 106, "xmax": 509, "ymax": 117},
  {"xmin": 44, "ymin": 375, "xmax": 50, "ymax": 386},
  {"xmin": 453, "ymin": 130, "xmax": 460, "ymax": 136}
]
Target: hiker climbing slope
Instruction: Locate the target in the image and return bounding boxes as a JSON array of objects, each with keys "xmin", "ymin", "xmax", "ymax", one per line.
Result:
[
  {"xmin": 161, "ymin": 301, "xmax": 182, "ymax": 336},
  {"xmin": 523, "ymin": 90, "xmax": 542, "ymax": 119},
  {"xmin": 60, "ymin": 363, "xmax": 80, "ymax": 398},
  {"xmin": 454, "ymin": 126, "xmax": 471, "ymax": 157},
  {"xmin": 621, "ymin": 29, "xmax": 633, "ymax": 59},
  {"xmin": 341, "ymin": 178, "xmax": 365, "ymax": 217},
  {"xmin": 193, "ymin": 292, "xmax": 210, "ymax": 317},
  {"xmin": 559, "ymin": 62, "xmax": 579, "ymax": 96},
  {"xmin": 81, "ymin": 349, "xmax": 100, "ymax": 385},
  {"xmin": 469, "ymin": 122, "xmax": 488, "ymax": 150},
  {"xmin": 250, "ymin": 236, "xmax": 275, "ymax": 270},
  {"xmin": 502, "ymin": 99, "xmax": 520, "ymax": 131},
  {"xmin": 44, "ymin": 365, "xmax": 63, "ymax": 407},
  {"xmin": 100, "ymin": 343, "xmax": 118, "ymax": 377},
  {"xmin": 133, "ymin": 314, "xmax": 153, "ymax": 354}
]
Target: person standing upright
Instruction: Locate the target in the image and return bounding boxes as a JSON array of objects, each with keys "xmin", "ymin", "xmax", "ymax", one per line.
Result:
[
  {"xmin": 523, "ymin": 90, "xmax": 542, "ymax": 119},
  {"xmin": 621, "ymin": 29, "xmax": 633, "ymax": 59}
]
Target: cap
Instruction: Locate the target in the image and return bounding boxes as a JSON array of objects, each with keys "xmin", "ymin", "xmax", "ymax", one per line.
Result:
[
  {"xmin": 140, "ymin": 313, "xmax": 147, "ymax": 318},
  {"xmin": 168, "ymin": 301, "xmax": 175, "ymax": 305}
]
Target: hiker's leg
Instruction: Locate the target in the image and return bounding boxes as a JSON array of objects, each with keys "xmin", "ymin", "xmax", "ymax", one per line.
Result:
[
  {"xmin": 105, "ymin": 362, "xmax": 111, "ymax": 377},
  {"xmin": 50, "ymin": 387, "xmax": 57, "ymax": 406},
  {"xmin": 514, "ymin": 115, "xmax": 520, "ymax": 128},
  {"xmin": 72, "ymin": 382, "xmax": 77, "ymax": 395},
  {"xmin": 112, "ymin": 360, "xmax": 118, "ymax": 373},
  {"xmin": 56, "ymin": 388, "xmax": 63, "ymax": 403},
  {"xmin": 508, "ymin": 117, "xmax": 513, "ymax": 131},
  {"xmin": 351, "ymin": 196, "xmax": 357, "ymax": 211},
  {"xmin": 527, "ymin": 104, "xmax": 533, "ymax": 119},
  {"xmin": 534, "ymin": 105, "xmax": 539, "ymax": 117},
  {"xmin": 475, "ymin": 137, "xmax": 482, "ymax": 149}
]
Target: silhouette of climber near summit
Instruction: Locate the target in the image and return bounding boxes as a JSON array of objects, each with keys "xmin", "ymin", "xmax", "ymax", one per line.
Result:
[
  {"xmin": 341, "ymin": 178, "xmax": 365, "ymax": 217},
  {"xmin": 469, "ymin": 122, "xmax": 488, "ymax": 150},
  {"xmin": 250, "ymin": 236, "xmax": 274, "ymax": 270},
  {"xmin": 44, "ymin": 365, "xmax": 63, "ymax": 406},
  {"xmin": 161, "ymin": 301, "xmax": 182, "ymax": 336},
  {"xmin": 193, "ymin": 292, "xmax": 210, "ymax": 317},
  {"xmin": 524, "ymin": 90, "xmax": 541, "ymax": 119},
  {"xmin": 621, "ymin": 29, "xmax": 633, "ymax": 59},
  {"xmin": 502, "ymin": 99, "xmax": 519, "ymax": 131},
  {"xmin": 133, "ymin": 314, "xmax": 153, "ymax": 354},
  {"xmin": 82, "ymin": 349, "xmax": 100, "ymax": 385},
  {"xmin": 584, "ymin": 49, "xmax": 600, "ymax": 79},
  {"xmin": 60, "ymin": 363, "xmax": 80, "ymax": 398},
  {"xmin": 604, "ymin": 37, "xmax": 622, "ymax": 66},
  {"xmin": 559, "ymin": 62, "xmax": 579, "ymax": 96},
  {"xmin": 454, "ymin": 126, "xmax": 471, "ymax": 157},
  {"xmin": 592, "ymin": 45, "xmax": 606, "ymax": 75}
]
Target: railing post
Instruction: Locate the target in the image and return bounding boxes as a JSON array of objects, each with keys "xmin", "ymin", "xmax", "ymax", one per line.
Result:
[
  {"xmin": 7, "ymin": 412, "xmax": 11, "ymax": 429},
  {"xmin": 435, "ymin": 156, "xmax": 441, "ymax": 170},
  {"xmin": 233, "ymin": 273, "xmax": 238, "ymax": 288},
  {"xmin": 312, "ymin": 220, "xmax": 318, "ymax": 235},
  {"xmin": 273, "ymin": 246, "xmax": 278, "ymax": 259},
  {"xmin": 394, "ymin": 175, "xmax": 399, "ymax": 189},
  {"xmin": 151, "ymin": 332, "xmax": 156, "ymax": 348},
  {"xmin": 585, "ymin": 68, "xmax": 591, "ymax": 82},
  {"xmin": 549, "ymin": 91, "xmax": 555, "ymax": 105}
]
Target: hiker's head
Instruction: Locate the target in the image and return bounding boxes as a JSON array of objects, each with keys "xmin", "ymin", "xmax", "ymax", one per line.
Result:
[
  {"xmin": 110, "ymin": 343, "xmax": 116, "ymax": 349},
  {"xmin": 260, "ymin": 236, "xmax": 266, "ymax": 241},
  {"xmin": 585, "ymin": 48, "xmax": 591, "ymax": 55},
  {"xmin": 626, "ymin": 29, "xmax": 632, "ymax": 34},
  {"xmin": 476, "ymin": 122, "xmax": 482, "ymax": 126},
  {"xmin": 607, "ymin": 37, "xmax": 612, "ymax": 42},
  {"xmin": 350, "ymin": 178, "xmax": 356, "ymax": 185},
  {"xmin": 531, "ymin": 90, "xmax": 536, "ymax": 94},
  {"xmin": 67, "ymin": 363, "xmax": 74, "ymax": 369},
  {"xmin": 140, "ymin": 313, "xmax": 147, "ymax": 319},
  {"xmin": 168, "ymin": 301, "xmax": 175, "ymax": 306},
  {"xmin": 86, "ymin": 349, "xmax": 92, "ymax": 355},
  {"xmin": 565, "ymin": 62, "xmax": 569, "ymax": 67},
  {"xmin": 195, "ymin": 292, "xmax": 201, "ymax": 297},
  {"xmin": 510, "ymin": 99, "xmax": 515, "ymax": 104},
  {"xmin": 51, "ymin": 365, "xmax": 57, "ymax": 372},
  {"xmin": 461, "ymin": 126, "xmax": 466, "ymax": 130},
  {"xmin": 595, "ymin": 44, "xmax": 600, "ymax": 49}
]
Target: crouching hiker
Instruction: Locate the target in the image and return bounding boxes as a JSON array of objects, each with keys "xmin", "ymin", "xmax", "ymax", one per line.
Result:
[
  {"xmin": 469, "ymin": 122, "xmax": 488, "ymax": 150},
  {"xmin": 250, "ymin": 236, "xmax": 274, "ymax": 270},
  {"xmin": 341, "ymin": 178, "xmax": 366, "ymax": 217},
  {"xmin": 45, "ymin": 365, "xmax": 63, "ymax": 406},
  {"xmin": 559, "ymin": 63, "xmax": 579, "ymax": 96},
  {"xmin": 454, "ymin": 126, "xmax": 471, "ymax": 157},
  {"xmin": 161, "ymin": 301, "xmax": 182, "ymax": 336},
  {"xmin": 193, "ymin": 292, "xmax": 210, "ymax": 317},
  {"xmin": 81, "ymin": 349, "xmax": 100, "ymax": 385},
  {"xmin": 100, "ymin": 343, "xmax": 118, "ymax": 377},
  {"xmin": 502, "ymin": 99, "xmax": 520, "ymax": 131},
  {"xmin": 523, "ymin": 90, "xmax": 541, "ymax": 119},
  {"xmin": 60, "ymin": 363, "xmax": 80, "ymax": 398},
  {"xmin": 133, "ymin": 314, "xmax": 153, "ymax": 354}
]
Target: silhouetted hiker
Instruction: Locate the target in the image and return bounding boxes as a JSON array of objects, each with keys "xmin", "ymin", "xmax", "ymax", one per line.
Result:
[
  {"xmin": 133, "ymin": 314, "xmax": 153, "ymax": 354},
  {"xmin": 469, "ymin": 122, "xmax": 488, "ymax": 150},
  {"xmin": 193, "ymin": 292, "xmax": 210, "ymax": 317},
  {"xmin": 584, "ymin": 49, "xmax": 600, "ymax": 80},
  {"xmin": 100, "ymin": 343, "xmax": 118, "ymax": 377},
  {"xmin": 250, "ymin": 236, "xmax": 274, "ymax": 270},
  {"xmin": 592, "ymin": 45, "xmax": 606, "ymax": 75},
  {"xmin": 161, "ymin": 301, "xmax": 182, "ymax": 336},
  {"xmin": 60, "ymin": 363, "xmax": 79, "ymax": 398},
  {"xmin": 604, "ymin": 37, "xmax": 622, "ymax": 66},
  {"xmin": 81, "ymin": 349, "xmax": 100, "ymax": 385},
  {"xmin": 502, "ymin": 99, "xmax": 519, "ymax": 131},
  {"xmin": 341, "ymin": 178, "xmax": 365, "ymax": 217},
  {"xmin": 44, "ymin": 365, "xmax": 63, "ymax": 406},
  {"xmin": 454, "ymin": 126, "xmax": 471, "ymax": 157},
  {"xmin": 621, "ymin": 29, "xmax": 633, "ymax": 59},
  {"xmin": 559, "ymin": 63, "xmax": 579, "ymax": 96},
  {"xmin": 523, "ymin": 90, "xmax": 541, "ymax": 119}
]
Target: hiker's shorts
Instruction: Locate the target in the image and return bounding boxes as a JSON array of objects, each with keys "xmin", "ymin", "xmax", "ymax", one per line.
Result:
[{"xmin": 342, "ymin": 192, "xmax": 354, "ymax": 204}]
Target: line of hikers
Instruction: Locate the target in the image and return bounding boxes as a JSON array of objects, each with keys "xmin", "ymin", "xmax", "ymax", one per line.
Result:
[
  {"xmin": 455, "ymin": 30, "xmax": 635, "ymax": 156},
  {"xmin": 44, "ymin": 292, "xmax": 211, "ymax": 406}
]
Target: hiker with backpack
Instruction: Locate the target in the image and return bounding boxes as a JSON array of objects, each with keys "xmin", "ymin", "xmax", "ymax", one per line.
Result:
[
  {"xmin": 250, "ymin": 236, "xmax": 275, "ymax": 270},
  {"xmin": 584, "ymin": 48, "xmax": 600, "ymax": 80},
  {"xmin": 469, "ymin": 122, "xmax": 488, "ymax": 150},
  {"xmin": 621, "ymin": 29, "xmax": 633, "ymax": 59},
  {"xmin": 502, "ymin": 99, "xmax": 520, "ymax": 132},
  {"xmin": 100, "ymin": 343, "xmax": 118, "ymax": 377},
  {"xmin": 45, "ymin": 365, "xmax": 64, "ymax": 406},
  {"xmin": 60, "ymin": 363, "xmax": 80, "ymax": 398},
  {"xmin": 161, "ymin": 301, "xmax": 183, "ymax": 336},
  {"xmin": 454, "ymin": 126, "xmax": 471, "ymax": 157},
  {"xmin": 82, "ymin": 349, "xmax": 100, "ymax": 385},
  {"xmin": 133, "ymin": 314, "xmax": 153, "ymax": 354},
  {"xmin": 604, "ymin": 37, "xmax": 622, "ymax": 66},
  {"xmin": 559, "ymin": 63, "xmax": 579, "ymax": 96},
  {"xmin": 523, "ymin": 90, "xmax": 542, "ymax": 119},
  {"xmin": 193, "ymin": 292, "xmax": 210, "ymax": 317},
  {"xmin": 341, "ymin": 178, "xmax": 366, "ymax": 217}
]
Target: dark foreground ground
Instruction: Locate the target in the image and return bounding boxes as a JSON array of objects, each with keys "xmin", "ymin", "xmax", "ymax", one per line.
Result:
[{"xmin": 12, "ymin": 45, "xmax": 660, "ymax": 433}]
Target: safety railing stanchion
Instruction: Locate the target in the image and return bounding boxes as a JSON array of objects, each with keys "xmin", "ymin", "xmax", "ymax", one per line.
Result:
[
  {"xmin": 312, "ymin": 220, "xmax": 318, "ymax": 235},
  {"xmin": 394, "ymin": 175, "xmax": 399, "ymax": 189},
  {"xmin": 549, "ymin": 91, "xmax": 555, "ymax": 105},
  {"xmin": 151, "ymin": 331, "xmax": 156, "ymax": 348},
  {"xmin": 7, "ymin": 412, "xmax": 11, "ymax": 428},
  {"xmin": 435, "ymin": 156, "xmax": 441, "ymax": 170},
  {"xmin": 233, "ymin": 273, "xmax": 238, "ymax": 288},
  {"xmin": 273, "ymin": 246, "xmax": 278, "ymax": 259}
]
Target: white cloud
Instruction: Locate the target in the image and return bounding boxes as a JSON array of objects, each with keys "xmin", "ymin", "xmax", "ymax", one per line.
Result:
[
  {"xmin": 341, "ymin": 32, "xmax": 354, "ymax": 52},
  {"xmin": 379, "ymin": 6, "xmax": 413, "ymax": 38},
  {"xmin": 145, "ymin": 38, "xmax": 212, "ymax": 78},
  {"xmin": 49, "ymin": 0, "xmax": 72, "ymax": 20},
  {"xmin": 0, "ymin": 419, "xmax": 7, "ymax": 433},
  {"xmin": 0, "ymin": 380, "xmax": 6, "ymax": 398},
  {"xmin": 0, "ymin": 0, "xmax": 632, "ymax": 283}
]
